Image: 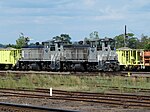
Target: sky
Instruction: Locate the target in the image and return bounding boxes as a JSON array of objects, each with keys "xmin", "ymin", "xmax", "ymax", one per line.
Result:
[{"xmin": 0, "ymin": 0, "xmax": 150, "ymax": 44}]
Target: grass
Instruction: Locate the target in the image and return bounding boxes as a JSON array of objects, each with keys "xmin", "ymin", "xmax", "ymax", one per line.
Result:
[{"xmin": 0, "ymin": 73, "xmax": 150, "ymax": 93}]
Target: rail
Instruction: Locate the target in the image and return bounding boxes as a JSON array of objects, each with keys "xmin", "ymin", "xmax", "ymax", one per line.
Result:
[
  {"xmin": 0, "ymin": 88, "xmax": 150, "ymax": 108},
  {"xmin": 0, "ymin": 70, "xmax": 149, "ymax": 78}
]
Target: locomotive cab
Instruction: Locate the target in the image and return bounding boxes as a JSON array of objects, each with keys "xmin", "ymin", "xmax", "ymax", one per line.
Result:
[
  {"xmin": 100, "ymin": 38, "xmax": 115, "ymax": 51},
  {"xmin": 43, "ymin": 40, "xmax": 63, "ymax": 71},
  {"xmin": 97, "ymin": 38, "xmax": 120, "ymax": 71}
]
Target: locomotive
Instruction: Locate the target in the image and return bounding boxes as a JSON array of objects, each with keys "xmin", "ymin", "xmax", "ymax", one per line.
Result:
[{"xmin": 16, "ymin": 37, "xmax": 120, "ymax": 71}]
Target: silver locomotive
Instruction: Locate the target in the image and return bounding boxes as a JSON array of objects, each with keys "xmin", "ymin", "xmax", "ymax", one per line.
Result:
[{"xmin": 18, "ymin": 38, "xmax": 119, "ymax": 71}]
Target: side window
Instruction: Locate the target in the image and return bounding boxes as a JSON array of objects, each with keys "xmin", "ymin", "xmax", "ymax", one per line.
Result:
[
  {"xmin": 44, "ymin": 43, "xmax": 50, "ymax": 48},
  {"xmin": 50, "ymin": 45, "xmax": 55, "ymax": 51},
  {"xmin": 97, "ymin": 41, "xmax": 102, "ymax": 51},
  {"xmin": 58, "ymin": 43, "xmax": 60, "ymax": 48},
  {"xmin": 105, "ymin": 41, "xmax": 108, "ymax": 47},
  {"xmin": 110, "ymin": 41, "xmax": 115, "ymax": 50}
]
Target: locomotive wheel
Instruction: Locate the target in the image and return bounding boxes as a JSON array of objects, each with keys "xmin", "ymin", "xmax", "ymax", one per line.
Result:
[
  {"xmin": 0, "ymin": 65, "xmax": 5, "ymax": 70},
  {"xmin": 102, "ymin": 63, "xmax": 108, "ymax": 71},
  {"xmin": 103, "ymin": 63, "xmax": 113, "ymax": 71},
  {"xmin": 55, "ymin": 62, "xmax": 60, "ymax": 71},
  {"xmin": 114, "ymin": 66, "xmax": 120, "ymax": 71}
]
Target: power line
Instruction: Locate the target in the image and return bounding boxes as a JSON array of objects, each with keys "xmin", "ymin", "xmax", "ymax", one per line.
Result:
[{"xmin": 127, "ymin": 27, "xmax": 141, "ymax": 38}]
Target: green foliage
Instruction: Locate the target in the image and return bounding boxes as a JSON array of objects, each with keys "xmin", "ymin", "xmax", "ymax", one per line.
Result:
[
  {"xmin": 84, "ymin": 31, "xmax": 99, "ymax": 43},
  {"xmin": 16, "ymin": 33, "xmax": 30, "ymax": 48},
  {"xmin": 114, "ymin": 33, "xmax": 150, "ymax": 49},
  {"xmin": 144, "ymin": 43, "xmax": 150, "ymax": 50},
  {"xmin": 114, "ymin": 34, "xmax": 125, "ymax": 48},
  {"xmin": 89, "ymin": 31, "xmax": 99, "ymax": 39},
  {"xmin": 6, "ymin": 44, "xmax": 18, "ymax": 49},
  {"xmin": 114, "ymin": 33, "xmax": 137, "ymax": 49},
  {"xmin": 1, "ymin": 31, "xmax": 150, "ymax": 50},
  {"xmin": 0, "ymin": 74, "xmax": 150, "ymax": 93},
  {"xmin": 127, "ymin": 37, "xmax": 139, "ymax": 49},
  {"xmin": 0, "ymin": 44, "xmax": 5, "ymax": 48},
  {"xmin": 140, "ymin": 34, "xmax": 150, "ymax": 50},
  {"xmin": 53, "ymin": 34, "xmax": 71, "ymax": 44}
]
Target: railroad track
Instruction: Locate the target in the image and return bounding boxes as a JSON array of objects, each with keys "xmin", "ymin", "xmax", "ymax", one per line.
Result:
[
  {"xmin": 0, "ymin": 70, "xmax": 150, "ymax": 77},
  {"xmin": 0, "ymin": 70, "xmax": 121, "ymax": 76},
  {"xmin": 121, "ymin": 71, "xmax": 150, "ymax": 77},
  {"xmin": 0, "ymin": 88, "xmax": 150, "ymax": 108},
  {"xmin": 87, "ymin": 85, "xmax": 150, "ymax": 93},
  {"xmin": 0, "ymin": 102, "xmax": 79, "ymax": 112}
]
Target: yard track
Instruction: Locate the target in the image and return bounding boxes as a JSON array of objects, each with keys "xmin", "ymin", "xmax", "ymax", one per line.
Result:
[
  {"xmin": 0, "ymin": 88, "xmax": 150, "ymax": 108},
  {"xmin": 86, "ymin": 85, "xmax": 150, "ymax": 93},
  {"xmin": 0, "ymin": 70, "xmax": 150, "ymax": 77}
]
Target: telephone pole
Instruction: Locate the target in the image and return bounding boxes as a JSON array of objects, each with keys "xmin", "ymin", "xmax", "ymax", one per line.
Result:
[{"xmin": 124, "ymin": 25, "xmax": 127, "ymax": 47}]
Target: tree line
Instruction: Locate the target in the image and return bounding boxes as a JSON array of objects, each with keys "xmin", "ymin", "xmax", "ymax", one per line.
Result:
[
  {"xmin": 0, "ymin": 32, "xmax": 150, "ymax": 50},
  {"xmin": 114, "ymin": 33, "xmax": 150, "ymax": 50}
]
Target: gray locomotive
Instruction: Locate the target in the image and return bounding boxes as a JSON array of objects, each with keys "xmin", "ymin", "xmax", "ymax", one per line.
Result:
[{"xmin": 17, "ymin": 37, "xmax": 120, "ymax": 71}]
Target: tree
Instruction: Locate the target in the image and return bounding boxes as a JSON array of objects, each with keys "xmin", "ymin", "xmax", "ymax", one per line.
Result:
[
  {"xmin": 114, "ymin": 34, "xmax": 125, "ymax": 48},
  {"xmin": 114, "ymin": 33, "xmax": 138, "ymax": 49},
  {"xmin": 6, "ymin": 44, "xmax": 17, "ymax": 48},
  {"xmin": 84, "ymin": 31, "xmax": 99, "ymax": 45},
  {"xmin": 127, "ymin": 37, "xmax": 139, "ymax": 49},
  {"xmin": 0, "ymin": 44, "xmax": 5, "ymax": 48},
  {"xmin": 89, "ymin": 31, "xmax": 99, "ymax": 40},
  {"xmin": 139, "ymin": 34, "xmax": 150, "ymax": 49},
  {"xmin": 16, "ymin": 33, "xmax": 30, "ymax": 48},
  {"xmin": 145, "ymin": 43, "xmax": 150, "ymax": 50},
  {"xmin": 60, "ymin": 34, "xmax": 71, "ymax": 44},
  {"xmin": 52, "ymin": 34, "xmax": 71, "ymax": 44}
]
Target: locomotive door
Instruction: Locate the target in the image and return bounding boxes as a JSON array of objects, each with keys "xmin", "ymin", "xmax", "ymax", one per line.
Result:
[{"xmin": 88, "ymin": 47, "xmax": 97, "ymax": 62}]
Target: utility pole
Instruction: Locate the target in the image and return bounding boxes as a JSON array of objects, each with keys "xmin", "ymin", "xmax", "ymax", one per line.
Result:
[{"xmin": 124, "ymin": 25, "xmax": 127, "ymax": 47}]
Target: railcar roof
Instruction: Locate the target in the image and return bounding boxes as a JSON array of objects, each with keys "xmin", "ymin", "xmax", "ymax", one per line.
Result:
[
  {"xmin": 117, "ymin": 47, "xmax": 144, "ymax": 51},
  {"xmin": 0, "ymin": 47, "xmax": 16, "ymax": 50},
  {"xmin": 22, "ymin": 45, "xmax": 44, "ymax": 48},
  {"xmin": 100, "ymin": 38, "xmax": 114, "ymax": 41},
  {"xmin": 117, "ymin": 47, "xmax": 131, "ymax": 50},
  {"xmin": 63, "ymin": 44, "xmax": 90, "ymax": 48}
]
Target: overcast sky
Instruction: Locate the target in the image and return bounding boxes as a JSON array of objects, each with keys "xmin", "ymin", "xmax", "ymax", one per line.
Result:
[{"xmin": 0, "ymin": 0, "xmax": 150, "ymax": 44}]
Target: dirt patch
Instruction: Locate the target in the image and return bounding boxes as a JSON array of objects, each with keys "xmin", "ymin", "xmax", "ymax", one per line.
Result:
[{"xmin": 0, "ymin": 97, "xmax": 149, "ymax": 112}]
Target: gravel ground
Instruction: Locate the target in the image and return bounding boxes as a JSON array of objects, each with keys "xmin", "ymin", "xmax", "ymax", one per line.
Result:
[{"xmin": 0, "ymin": 97, "xmax": 149, "ymax": 112}]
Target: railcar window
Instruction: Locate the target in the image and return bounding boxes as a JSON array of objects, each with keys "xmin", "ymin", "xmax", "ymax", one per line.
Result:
[
  {"xmin": 91, "ymin": 42, "xmax": 96, "ymax": 47},
  {"xmin": 44, "ymin": 43, "xmax": 50, "ymax": 48},
  {"xmin": 50, "ymin": 45, "xmax": 55, "ymax": 51},
  {"xmin": 58, "ymin": 43, "xmax": 60, "ymax": 48},
  {"xmin": 110, "ymin": 41, "xmax": 115, "ymax": 50},
  {"xmin": 97, "ymin": 41, "xmax": 102, "ymax": 50},
  {"xmin": 105, "ymin": 41, "xmax": 108, "ymax": 47}
]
